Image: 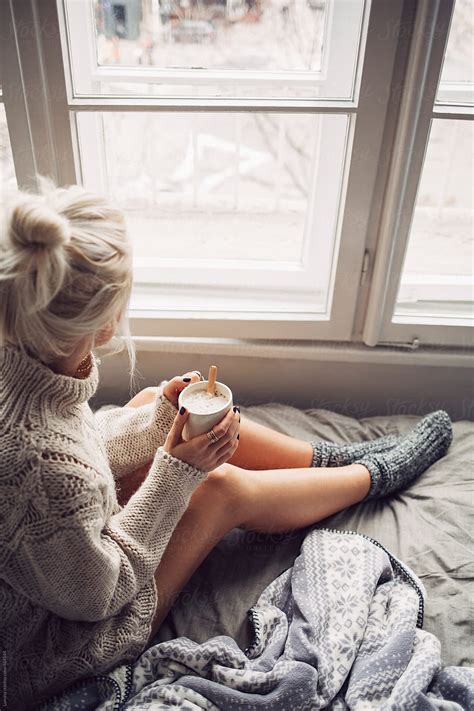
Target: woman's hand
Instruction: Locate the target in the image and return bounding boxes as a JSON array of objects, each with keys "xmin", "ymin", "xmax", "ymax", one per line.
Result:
[
  {"xmin": 163, "ymin": 406, "xmax": 240, "ymax": 473},
  {"xmin": 124, "ymin": 371, "xmax": 203, "ymax": 410},
  {"xmin": 162, "ymin": 371, "xmax": 203, "ymax": 408}
]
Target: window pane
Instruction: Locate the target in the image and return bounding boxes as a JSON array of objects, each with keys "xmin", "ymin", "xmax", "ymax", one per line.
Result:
[
  {"xmin": 77, "ymin": 110, "xmax": 349, "ymax": 313},
  {"xmin": 0, "ymin": 104, "xmax": 17, "ymax": 208},
  {"xmin": 96, "ymin": 0, "xmax": 328, "ymax": 73},
  {"xmin": 437, "ymin": 0, "xmax": 473, "ymax": 105},
  {"xmin": 104, "ymin": 111, "xmax": 312, "ymax": 262},
  {"xmin": 394, "ymin": 119, "xmax": 473, "ymax": 323},
  {"xmin": 65, "ymin": 0, "xmax": 368, "ymax": 100}
]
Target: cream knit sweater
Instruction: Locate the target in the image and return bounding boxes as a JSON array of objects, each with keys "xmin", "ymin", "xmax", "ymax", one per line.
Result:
[{"xmin": 0, "ymin": 344, "xmax": 208, "ymax": 710}]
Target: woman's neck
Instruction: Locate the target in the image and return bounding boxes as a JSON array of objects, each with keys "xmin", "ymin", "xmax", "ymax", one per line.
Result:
[{"xmin": 48, "ymin": 340, "xmax": 93, "ymax": 379}]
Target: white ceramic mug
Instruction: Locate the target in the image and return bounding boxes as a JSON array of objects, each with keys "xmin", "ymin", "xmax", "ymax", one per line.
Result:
[{"xmin": 178, "ymin": 381, "xmax": 233, "ymax": 441}]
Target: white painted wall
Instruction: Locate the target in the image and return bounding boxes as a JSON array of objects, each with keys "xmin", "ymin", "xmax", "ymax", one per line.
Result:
[{"xmin": 91, "ymin": 343, "xmax": 474, "ymax": 421}]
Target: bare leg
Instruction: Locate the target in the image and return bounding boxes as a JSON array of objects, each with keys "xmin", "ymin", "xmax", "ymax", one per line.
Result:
[
  {"xmin": 115, "ymin": 412, "xmax": 314, "ymax": 507},
  {"xmin": 146, "ymin": 461, "xmax": 370, "ymax": 641},
  {"xmin": 124, "ymin": 387, "xmax": 314, "ymax": 471},
  {"xmin": 237, "ymin": 463, "xmax": 370, "ymax": 532},
  {"xmin": 119, "ymin": 390, "xmax": 371, "ymax": 641},
  {"xmin": 226, "ymin": 415, "xmax": 314, "ymax": 470}
]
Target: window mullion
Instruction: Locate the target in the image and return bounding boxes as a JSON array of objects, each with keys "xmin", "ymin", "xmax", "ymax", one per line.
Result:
[{"xmin": 68, "ymin": 98, "xmax": 356, "ymax": 113}]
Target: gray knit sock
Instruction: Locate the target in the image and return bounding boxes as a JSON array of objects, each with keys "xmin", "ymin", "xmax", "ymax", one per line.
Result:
[
  {"xmin": 354, "ymin": 410, "xmax": 453, "ymax": 501},
  {"xmin": 310, "ymin": 432, "xmax": 400, "ymax": 468}
]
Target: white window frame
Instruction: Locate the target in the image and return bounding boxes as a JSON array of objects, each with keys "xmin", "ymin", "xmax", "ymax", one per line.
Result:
[
  {"xmin": 0, "ymin": 0, "xmax": 471, "ymax": 347},
  {"xmin": 65, "ymin": 0, "xmax": 363, "ymax": 100},
  {"xmin": 361, "ymin": 0, "xmax": 473, "ymax": 349},
  {"xmin": 75, "ymin": 109, "xmax": 351, "ymax": 300},
  {"xmin": 61, "ymin": 0, "xmax": 372, "ymax": 340}
]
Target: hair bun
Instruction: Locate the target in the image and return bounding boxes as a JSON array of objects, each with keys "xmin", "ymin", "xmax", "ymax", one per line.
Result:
[{"xmin": 9, "ymin": 198, "xmax": 71, "ymax": 251}]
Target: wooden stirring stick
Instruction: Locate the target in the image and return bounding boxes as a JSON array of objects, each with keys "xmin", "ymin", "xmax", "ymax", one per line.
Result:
[{"xmin": 207, "ymin": 365, "xmax": 217, "ymax": 396}]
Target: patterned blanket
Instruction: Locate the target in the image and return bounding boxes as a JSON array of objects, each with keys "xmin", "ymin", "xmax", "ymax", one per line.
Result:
[{"xmin": 40, "ymin": 527, "xmax": 474, "ymax": 710}]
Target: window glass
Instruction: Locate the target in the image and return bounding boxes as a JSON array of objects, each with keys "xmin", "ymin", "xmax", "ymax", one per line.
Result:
[
  {"xmin": 65, "ymin": 0, "xmax": 368, "ymax": 100},
  {"xmin": 395, "ymin": 119, "xmax": 473, "ymax": 322},
  {"xmin": 439, "ymin": 0, "xmax": 473, "ymax": 86},
  {"xmin": 94, "ymin": 0, "xmax": 328, "ymax": 73},
  {"xmin": 437, "ymin": 0, "xmax": 473, "ymax": 104},
  {"xmin": 102, "ymin": 111, "xmax": 314, "ymax": 262},
  {"xmin": 78, "ymin": 109, "xmax": 349, "ymax": 313}
]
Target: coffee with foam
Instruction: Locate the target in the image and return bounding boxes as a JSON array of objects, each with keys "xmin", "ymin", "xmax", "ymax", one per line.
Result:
[
  {"xmin": 178, "ymin": 380, "xmax": 233, "ymax": 441},
  {"xmin": 184, "ymin": 389, "xmax": 228, "ymax": 414}
]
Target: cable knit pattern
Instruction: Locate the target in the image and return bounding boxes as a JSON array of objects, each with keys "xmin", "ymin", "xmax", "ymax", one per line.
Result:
[
  {"xmin": 356, "ymin": 410, "xmax": 453, "ymax": 500},
  {"xmin": 310, "ymin": 433, "xmax": 401, "ymax": 468},
  {"xmin": 0, "ymin": 344, "xmax": 208, "ymax": 711},
  {"xmin": 94, "ymin": 393, "xmax": 179, "ymax": 480}
]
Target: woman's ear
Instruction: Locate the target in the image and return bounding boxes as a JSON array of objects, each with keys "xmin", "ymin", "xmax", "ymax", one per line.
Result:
[{"xmin": 94, "ymin": 322, "xmax": 115, "ymax": 348}]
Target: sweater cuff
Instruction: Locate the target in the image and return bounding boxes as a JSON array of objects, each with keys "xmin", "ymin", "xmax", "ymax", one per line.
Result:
[
  {"xmin": 155, "ymin": 445, "xmax": 209, "ymax": 484},
  {"xmin": 154, "ymin": 393, "xmax": 179, "ymax": 432}
]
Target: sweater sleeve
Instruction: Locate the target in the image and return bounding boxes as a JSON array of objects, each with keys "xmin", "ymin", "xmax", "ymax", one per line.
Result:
[
  {"xmin": 3, "ymin": 446, "xmax": 208, "ymax": 623},
  {"xmin": 93, "ymin": 385, "xmax": 178, "ymax": 480}
]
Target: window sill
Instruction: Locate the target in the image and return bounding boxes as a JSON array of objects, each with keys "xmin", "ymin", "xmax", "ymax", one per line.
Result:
[{"xmin": 102, "ymin": 336, "xmax": 473, "ymax": 369}]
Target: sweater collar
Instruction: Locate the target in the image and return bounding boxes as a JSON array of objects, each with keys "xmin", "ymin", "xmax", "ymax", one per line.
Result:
[{"xmin": 1, "ymin": 343, "xmax": 100, "ymax": 411}]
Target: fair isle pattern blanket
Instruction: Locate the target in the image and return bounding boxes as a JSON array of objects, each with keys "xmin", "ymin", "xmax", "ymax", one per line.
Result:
[{"xmin": 40, "ymin": 528, "xmax": 474, "ymax": 710}]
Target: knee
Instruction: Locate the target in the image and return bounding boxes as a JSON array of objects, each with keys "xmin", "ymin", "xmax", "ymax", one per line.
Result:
[{"xmin": 200, "ymin": 463, "xmax": 253, "ymax": 524}]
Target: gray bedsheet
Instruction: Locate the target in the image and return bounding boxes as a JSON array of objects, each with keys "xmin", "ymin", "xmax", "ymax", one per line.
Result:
[{"xmin": 151, "ymin": 405, "xmax": 473, "ymax": 669}]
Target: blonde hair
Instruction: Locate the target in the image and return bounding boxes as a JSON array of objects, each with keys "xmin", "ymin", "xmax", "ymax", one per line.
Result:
[{"xmin": 0, "ymin": 173, "xmax": 136, "ymax": 387}]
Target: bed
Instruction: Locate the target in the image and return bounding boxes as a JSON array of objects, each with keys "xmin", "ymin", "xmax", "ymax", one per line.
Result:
[
  {"xmin": 38, "ymin": 403, "xmax": 473, "ymax": 709},
  {"xmin": 153, "ymin": 403, "xmax": 473, "ymax": 669}
]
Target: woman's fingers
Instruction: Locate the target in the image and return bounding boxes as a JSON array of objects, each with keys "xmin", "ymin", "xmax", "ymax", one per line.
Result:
[
  {"xmin": 171, "ymin": 373, "xmax": 200, "ymax": 391},
  {"xmin": 215, "ymin": 443, "xmax": 238, "ymax": 468},
  {"xmin": 215, "ymin": 436, "xmax": 238, "ymax": 460},
  {"xmin": 175, "ymin": 371, "xmax": 202, "ymax": 395},
  {"xmin": 224, "ymin": 410, "xmax": 240, "ymax": 439},
  {"xmin": 164, "ymin": 371, "xmax": 203, "ymax": 406},
  {"xmin": 229, "ymin": 414, "xmax": 240, "ymax": 438},
  {"xmin": 210, "ymin": 409, "xmax": 239, "ymax": 443},
  {"xmin": 214, "ymin": 408, "xmax": 233, "ymax": 431},
  {"xmin": 181, "ymin": 371, "xmax": 202, "ymax": 384},
  {"xmin": 197, "ymin": 409, "xmax": 233, "ymax": 446},
  {"xmin": 168, "ymin": 405, "xmax": 240, "ymax": 471},
  {"xmin": 209, "ymin": 411, "xmax": 240, "ymax": 452}
]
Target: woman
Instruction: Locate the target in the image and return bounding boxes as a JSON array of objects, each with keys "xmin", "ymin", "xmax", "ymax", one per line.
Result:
[{"xmin": 0, "ymin": 176, "xmax": 452, "ymax": 710}]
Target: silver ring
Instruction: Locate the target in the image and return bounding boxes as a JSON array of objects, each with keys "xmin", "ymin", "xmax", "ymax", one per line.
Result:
[
  {"xmin": 206, "ymin": 429, "xmax": 220, "ymax": 444},
  {"xmin": 193, "ymin": 370, "xmax": 205, "ymax": 381}
]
